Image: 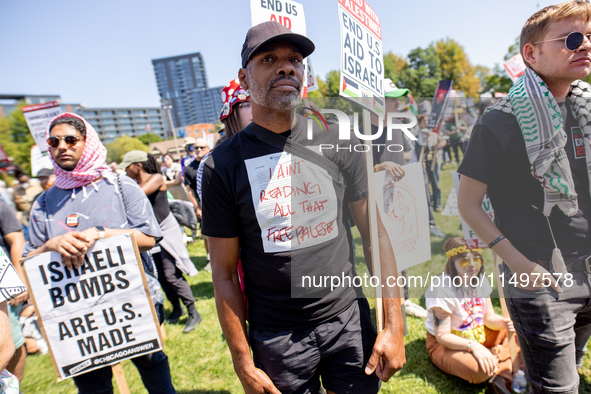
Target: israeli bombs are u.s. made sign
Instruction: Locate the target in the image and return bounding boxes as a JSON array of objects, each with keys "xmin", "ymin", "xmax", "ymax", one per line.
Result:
[
  {"xmin": 23, "ymin": 234, "xmax": 162, "ymax": 380},
  {"xmin": 338, "ymin": 0, "xmax": 384, "ymax": 114}
]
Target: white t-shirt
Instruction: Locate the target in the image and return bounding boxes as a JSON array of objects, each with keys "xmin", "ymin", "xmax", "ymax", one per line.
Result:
[
  {"xmin": 425, "ymin": 273, "xmax": 492, "ymax": 343},
  {"xmin": 164, "ymin": 163, "xmax": 182, "ymax": 181}
]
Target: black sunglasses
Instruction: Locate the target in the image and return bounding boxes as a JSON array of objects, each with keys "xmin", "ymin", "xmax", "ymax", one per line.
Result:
[
  {"xmin": 47, "ymin": 135, "xmax": 82, "ymax": 148},
  {"xmin": 534, "ymin": 31, "xmax": 591, "ymax": 51}
]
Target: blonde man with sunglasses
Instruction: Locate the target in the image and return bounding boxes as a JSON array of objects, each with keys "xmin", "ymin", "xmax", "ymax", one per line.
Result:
[{"xmin": 458, "ymin": 1, "xmax": 591, "ymax": 392}]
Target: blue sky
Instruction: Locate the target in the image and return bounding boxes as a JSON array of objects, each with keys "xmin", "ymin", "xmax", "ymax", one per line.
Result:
[{"xmin": 0, "ymin": 0, "xmax": 556, "ymax": 108}]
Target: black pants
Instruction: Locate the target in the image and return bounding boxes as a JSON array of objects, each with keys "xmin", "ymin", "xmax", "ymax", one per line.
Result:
[
  {"xmin": 153, "ymin": 248, "xmax": 195, "ymax": 308},
  {"xmin": 450, "ymin": 139, "xmax": 464, "ymax": 164}
]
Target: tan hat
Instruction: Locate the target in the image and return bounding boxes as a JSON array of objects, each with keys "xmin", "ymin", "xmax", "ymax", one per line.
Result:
[{"xmin": 183, "ymin": 137, "xmax": 196, "ymax": 147}]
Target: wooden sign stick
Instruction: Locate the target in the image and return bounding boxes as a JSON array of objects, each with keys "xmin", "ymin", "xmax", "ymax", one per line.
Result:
[
  {"xmin": 112, "ymin": 363, "xmax": 130, "ymax": 394},
  {"xmin": 362, "ymin": 108, "xmax": 384, "ymax": 331},
  {"xmin": 492, "ymin": 251, "xmax": 519, "ymax": 374}
]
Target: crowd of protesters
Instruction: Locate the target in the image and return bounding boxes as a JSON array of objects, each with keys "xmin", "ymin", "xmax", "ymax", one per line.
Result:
[{"xmin": 0, "ymin": 1, "xmax": 590, "ymax": 393}]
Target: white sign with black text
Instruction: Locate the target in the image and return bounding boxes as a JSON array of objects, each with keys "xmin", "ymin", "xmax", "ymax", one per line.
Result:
[{"xmin": 23, "ymin": 234, "xmax": 162, "ymax": 380}]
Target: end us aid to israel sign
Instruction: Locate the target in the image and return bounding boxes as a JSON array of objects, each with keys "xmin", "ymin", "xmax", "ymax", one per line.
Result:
[{"xmin": 338, "ymin": 0, "xmax": 384, "ymax": 114}]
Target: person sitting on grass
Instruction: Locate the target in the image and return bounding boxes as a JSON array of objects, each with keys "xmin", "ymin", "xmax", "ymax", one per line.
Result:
[{"xmin": 425, "ymin": 237, "xmax": 521, "ymax": 387}]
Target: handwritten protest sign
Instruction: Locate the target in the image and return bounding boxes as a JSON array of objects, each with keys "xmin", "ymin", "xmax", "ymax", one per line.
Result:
[
  {"xmin": 22, "ymin": 101, "xmax": 62, "ymax": 154},
  {"xmin": 452, "ymin": 172, "xmax": 494, "ymax": 249},
  {"xmin": 338, "ymin": 0, "xmax": 384, "ymax": 114},
  {"xmin": 23, "ymin": 234, "xmax": 162, "ymax": 380},
  {"xmin": 245, "ymin": 150, "xmax": 338, "ymax": 253},
  {"xmin": 374, "ymin": 163, "xmax": 431, "ymax": 271}
]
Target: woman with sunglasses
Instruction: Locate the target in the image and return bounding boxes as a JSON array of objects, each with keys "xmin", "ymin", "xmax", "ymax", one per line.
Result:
[
  {"xmin": 425, "ymin": 237, "xmax": 520, "ymax": 386},
  {"xmin": 120, "ymin": 151, "xmax": 202, "ymax": 334}
]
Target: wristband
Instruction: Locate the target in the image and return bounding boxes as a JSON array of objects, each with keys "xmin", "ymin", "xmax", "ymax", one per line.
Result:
[
  {"xmin": 467, "ymin": 340, "xmax": 473, "ymax": 353},
  {"xmin": 488, "ymin": 235, "xmax": 506, "ymax": 249},
  {"xmin": 95, "ymin": 226, "xmax": 106, "ymax": 240}
]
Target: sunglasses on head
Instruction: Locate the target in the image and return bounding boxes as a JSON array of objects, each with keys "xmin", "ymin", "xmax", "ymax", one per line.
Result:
[
  {"xmin": 534, "ymin": 31, "xmax": 591, "ymax": 51},
  {"xmin": 47, "ymin": 135, "xmax": 82, "ymax": 148},
  {"xmin": 458, "ymin": 256, "xmax": 482, "ymax": 268}
]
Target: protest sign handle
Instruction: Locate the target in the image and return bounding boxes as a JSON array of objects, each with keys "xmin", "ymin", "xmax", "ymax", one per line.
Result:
[
  {"xmin": 129, "ymin": 233, "xmax": 166, "ymax": 347},
  {"xmin": 20, "ymin": 258, "xmax": 63, "ymax": 381},
  {"xmin": 362, "ymin": 109, "xmax": 384, "ymax": 331},
  {"xmin": 492, "ymin": 251, "xmax": 519, "ymax": 374},
  {"xmin": 112, "ymin": 363, "xmax": 130, "ymax": 394}
]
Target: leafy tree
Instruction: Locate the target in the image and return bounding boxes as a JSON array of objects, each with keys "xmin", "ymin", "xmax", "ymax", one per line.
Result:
[
  {"xmin": 480, "ymin": 36, "xmax": 520, "ymax": 95},
  {"xmin": 105, "ymin": 135, "xmax": 148, "ymax": 164},
  {"xmin": 136, "ymin": 133, "xmax": 163, "ymax": 145},
  {"xmin": 0, "ymin": 103, "xmax": 35, "ymax": 174},
  {"xmin": 383, "ymin": 52, "xmax": 408, "ymax": 84},
  {"xmin": 481, "ymin": 65, "xmax": 514, "ymax": 95},
  {"xmin": 434, "ymin": 38, "xmax": 480, "ymax": 97}
]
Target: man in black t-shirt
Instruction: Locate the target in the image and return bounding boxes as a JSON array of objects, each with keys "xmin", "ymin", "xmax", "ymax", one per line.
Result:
[
  {"xmin": 457, "ymin": 2, "xmax": 591, "ymax": 392},
  {"xmin": 201, "ymin": 21, "xmax": 405, "ymax": 394},
  {"xmin": 184, "ymin": 138, "xmax": 210, "ymax": 254}
]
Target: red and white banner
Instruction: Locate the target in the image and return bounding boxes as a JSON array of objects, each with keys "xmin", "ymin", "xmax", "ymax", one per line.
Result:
[{"xmin": 503, "ymin": 54, "xmax": 526, "ymax": 83}]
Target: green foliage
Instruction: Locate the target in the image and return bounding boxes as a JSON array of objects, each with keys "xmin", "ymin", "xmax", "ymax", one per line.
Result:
[
  {"xmin": 0, "ymin": 102, "xmax": 35, "ymax": 174},
  {"xmin": 434, "ymin": 38, "xmax": 480, "ymax": 97},
  {"xmin": 480, "ymin": 36, "xmax": 521, "ymax": 95},
  {"xmin": 383, "ymin": 52, "xmax": 408, "ymax": 85},
  {"xmin": 481, "ymin": 65, "xmax": 514, "ymax": 96},
  {"xmin": 505, "ymin": 36, "xmax": 520, "ymax": 61},
  {"xmin": 398, "ymin": 46, "xmax": 442, "ymax": 98},
  {"xmin": 136, "ymin": 133, "xmax": 163, "ymax": 145},
  {"xmin": 105, "ymin": 135, "xmax": 148, "ymax": 164}
]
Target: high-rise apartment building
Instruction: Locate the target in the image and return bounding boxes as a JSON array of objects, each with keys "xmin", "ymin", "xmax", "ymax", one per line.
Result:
[
  {"xmin": 152, "ymin": 52, "xmax": 223, "ymax": 127},
  {"xmin": 79, "ymin": 107, "xmax": 169, "ymax": 144}
]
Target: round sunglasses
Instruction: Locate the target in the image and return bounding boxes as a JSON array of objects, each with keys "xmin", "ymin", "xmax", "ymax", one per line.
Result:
[
  {"xmin": 534, "ymin": 31, "xmax": 591, "ymax": 51},
  {"xmin": 47, "ymin": 135, "xmax": 82, "ymax": 148}
]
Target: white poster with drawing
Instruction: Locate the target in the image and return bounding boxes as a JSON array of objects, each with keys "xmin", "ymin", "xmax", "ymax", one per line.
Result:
[
  {"xmin": 452, "ymin": 172, "xmax": 494, "ymax": 249},
  {"xmin": 245, "ymin": 150, "xmax": 338, "ymax": 253},
  {"xmin": 374, "ymin": 163, "xmax": 431, "ymax": 271}
]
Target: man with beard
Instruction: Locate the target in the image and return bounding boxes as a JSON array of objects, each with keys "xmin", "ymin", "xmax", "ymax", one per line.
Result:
[
  {"xmin": 201, "ymin": 21, "xmax": 405, "ymax": 394},
  {"xmin": 23, "ymin": 113, "xmax": 176, "ymax": 394}
]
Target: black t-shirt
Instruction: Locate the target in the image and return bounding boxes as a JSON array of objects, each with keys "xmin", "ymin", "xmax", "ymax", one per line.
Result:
[
  {"xmin": 0, "ymin": 200, "xmax": 22, "ymax": 255},
  {"xmin": 201, "ymin": 115, "xmax": 368, "ymax": 330},
  {"xmin": 147, "ymin": 187, "xmax": 171, "ymax": 224},
  {"xmin": 183, "ymin": 159, "xmax": 201, "ymax": 199},
  {"xmin": 458, "ymin": 100, "xmax": 591, "ymax": 261}
]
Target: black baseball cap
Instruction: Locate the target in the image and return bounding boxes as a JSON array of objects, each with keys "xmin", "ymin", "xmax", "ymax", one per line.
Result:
[{"xmin": 241, "ymin": 21, "xmax": 315, "ymax": 68}]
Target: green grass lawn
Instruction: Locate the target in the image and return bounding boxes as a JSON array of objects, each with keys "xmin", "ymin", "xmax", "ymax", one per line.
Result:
[{"xmin": 20, "ymin": 162, "xmax": 591, "ymax": 393}]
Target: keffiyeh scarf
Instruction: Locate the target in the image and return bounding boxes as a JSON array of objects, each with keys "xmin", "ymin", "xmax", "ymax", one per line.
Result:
[
  {"xmin": 491, "ymin": 67, "xmax": 591, "ymax": 217},
  {"xmin": 46, "ymin": 113, "xmax": 115, "ymax": 190}
]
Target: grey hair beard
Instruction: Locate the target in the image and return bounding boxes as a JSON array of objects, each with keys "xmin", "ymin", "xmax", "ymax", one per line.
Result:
[{"xmin": 247, "ymin": 68, "xmax": 301, "ymax": 111}]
